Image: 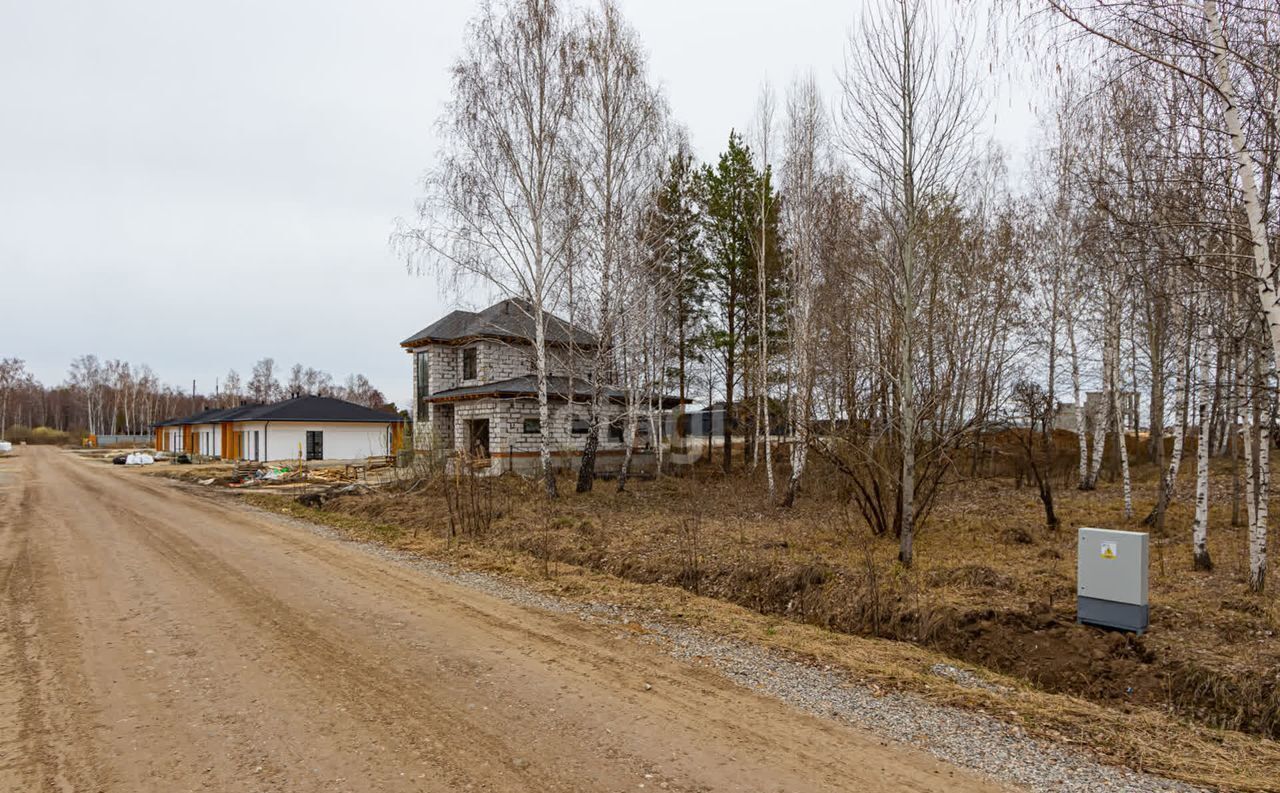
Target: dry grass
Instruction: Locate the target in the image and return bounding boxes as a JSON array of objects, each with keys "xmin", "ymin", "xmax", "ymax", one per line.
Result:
[{"xmin": 225, "ymin": 450, "xmax": 1280, "ymax": 792}]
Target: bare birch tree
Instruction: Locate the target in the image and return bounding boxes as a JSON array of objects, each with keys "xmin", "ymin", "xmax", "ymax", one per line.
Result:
[
  {"xmin": 1037, "ymin": 0, "xmax": 1279, "ymax": 589},
  {"xmin": 399, "ymin": 0, "xmax": 582, "ymax": 498},
  {"xmin": 569, "ymin": 0, "xmax": 666, "ymax": 492},
  {"xmin": 778, "ymin": 73, "xmax": 826, "ymax": 507},
  {"xmin": 751, "ymin": 83, "xmax": 778, "ymax": 502},
  {"xmin": 838, "ymin": 0, "xmax": 979, "ymax": 565}
]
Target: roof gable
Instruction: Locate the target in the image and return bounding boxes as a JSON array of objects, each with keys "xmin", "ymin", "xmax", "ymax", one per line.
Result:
[{"xmin": 401, "ymin": 298, "xmax": 596, "ymax": 348}]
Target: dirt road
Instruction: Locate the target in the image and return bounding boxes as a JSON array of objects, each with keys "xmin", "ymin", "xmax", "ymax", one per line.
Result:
[{"xmin": 0, "ymin": 447, "xmax": 1007, "ymax": 792}]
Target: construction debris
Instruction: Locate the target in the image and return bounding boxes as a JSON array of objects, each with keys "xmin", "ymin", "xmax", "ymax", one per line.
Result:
[
  {"xmin": 309, "ymin": 467, "xmax": 358, "ymax": 484},
  {"xmin": 295, "ymin": 483, "xmax": 372, "ymax": 509}
]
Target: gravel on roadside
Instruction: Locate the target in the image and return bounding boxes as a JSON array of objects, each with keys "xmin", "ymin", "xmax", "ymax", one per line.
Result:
[{"xmin": 268, "ymin": 506, "xmax": 1205, "ymax": 793}]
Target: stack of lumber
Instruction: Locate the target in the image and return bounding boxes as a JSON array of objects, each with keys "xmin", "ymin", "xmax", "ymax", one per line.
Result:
[
  {"xmin": 309, "ymin": 467, "xmax": 356, "ymax": 484},
  {"xmin": 233, "ymin": 462, "xmax": 262, "ymax": 481}
]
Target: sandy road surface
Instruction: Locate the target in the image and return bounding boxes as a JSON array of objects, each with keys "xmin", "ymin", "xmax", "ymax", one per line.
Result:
[{"xmin": 0, "ymin": 447, "xmax": 1009, "ymax": 792}]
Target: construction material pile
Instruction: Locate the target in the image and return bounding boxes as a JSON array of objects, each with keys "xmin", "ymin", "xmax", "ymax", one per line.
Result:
[
  {"xmin": 110, "ymin": 451, "xmax": 155, "ymax": 465},
  {"xmin": 232, "ymin": 465, "xmax": 305, "ymax": 485},
  {"xmin": 308, "ymin": 467, "xmax": 358, "ymax": 484}
]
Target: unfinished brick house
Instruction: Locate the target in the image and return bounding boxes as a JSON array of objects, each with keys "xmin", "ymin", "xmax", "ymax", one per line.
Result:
[{"xmin": 402, "ymin": 299, "xmax": 666, "ymax": 475}]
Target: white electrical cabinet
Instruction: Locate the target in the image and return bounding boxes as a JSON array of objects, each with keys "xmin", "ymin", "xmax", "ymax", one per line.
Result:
[{"xmin": 1077, "ymin": 527, "xmax": 1149, "ymax": 634}]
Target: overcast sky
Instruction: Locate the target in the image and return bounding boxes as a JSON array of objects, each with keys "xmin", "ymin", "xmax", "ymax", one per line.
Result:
[{"xmin": 1, "ymin": 0, "xmax": 1040, "ymax": 408}]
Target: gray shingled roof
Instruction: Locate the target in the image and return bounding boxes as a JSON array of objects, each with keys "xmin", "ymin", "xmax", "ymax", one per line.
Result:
[
  {"xmin": 425, "ymin": 375, "xmax": 616, "ymax": 402},
  {"xmin": 235, "ymin": 395, "xmax": 401, "ymax": 423},
  {"xmin": 401, "ymin": 299, "xmax": 597, "ymax": 348},
  {"xmin": 155, "ymin": 404, "xmax": 259, "ymax": 427},
  {"xmin": 154, "ymin": 397, "xmax": 400, "ymax": 427}
]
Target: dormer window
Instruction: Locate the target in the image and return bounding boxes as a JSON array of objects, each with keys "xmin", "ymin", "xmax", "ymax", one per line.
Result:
[{"xmin": 462, "ymin": 347, "xmax": 477, "ymax": 380}]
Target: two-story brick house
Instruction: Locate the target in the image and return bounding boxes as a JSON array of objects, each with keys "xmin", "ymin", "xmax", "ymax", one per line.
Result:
[{"xmin": 402, "ymin": 299, "xmax": 650, "ymax": 474}]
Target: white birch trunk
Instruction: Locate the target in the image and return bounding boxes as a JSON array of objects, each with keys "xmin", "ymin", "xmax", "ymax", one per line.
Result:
[
  {"xmin": 1163, "ymin": 332, "xmax": 1191, "ymax": 495},
  {"xmin": 534, "ymin": 304, "xmax": 557, "ymax": 499},
  {"xmin": 1250, "ymin": 355, "xmax": 1272, "ymax": 591},
  {"xmin": 780, "ymin": 76, "xmax": 821, "ymax": 508},
  {"xmin": 1206, "ymin": 0, "xmax": 1274, "ymax": 586},
  {"xmin": 1066, "ymin": 311, "xmax": 1089, "ymax": 488},
  {"xmin": 899, "ymin": 240, "xmax": 916, "ymax": 565},
  {"xmin": 1086, "ymin": 351, "xmax": 1109, "ymax": 491},
  {"xmin": 617, "ymin": 410, "xmax": 638, "ymax": 491},
  {"xmin": 1110, "ymin": 334, "xmax": 1133, "ymax": 518},
  {"xmin": 1252, "ymin": 405, "xmax": 1269, "ymax": 591},
  {"xmin": 1243, "ymin": 377, "xmax": 1257, "ymax": 537},
  {"xmin": 1206, "ymin": 1, "xmax": 1280, "ymax": 373},
  {"xmin": 756, "ymin": 87, "xmax": 776, "ymax": 503},
  {"xmin": 1191, "ymin": 328, "xmax": 1213, "ymax": 570}
]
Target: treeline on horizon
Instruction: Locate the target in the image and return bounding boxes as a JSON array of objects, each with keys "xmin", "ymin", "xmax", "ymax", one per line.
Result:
[{"xmin": 0, "ymin": 355, "xmax": 394, "ymax": 440}]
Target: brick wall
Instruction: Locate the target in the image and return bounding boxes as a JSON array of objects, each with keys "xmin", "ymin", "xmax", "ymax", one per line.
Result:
[{"xmin": 409, "ymin": 336, "xmax": 600, "ymax": 452}]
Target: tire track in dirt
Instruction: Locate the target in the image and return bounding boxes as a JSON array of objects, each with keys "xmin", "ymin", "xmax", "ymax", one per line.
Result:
[
  {"xmin": 60, "ymin": 462, "xmax": 800, "ymax": 791},
  {"xmin": 56, "ymin": 461, "xmax": 576, "ymax": 791},
  {"xmin": 93, "ymin": 468, "xmax": 888, "ymax": 785},
  {"xmin": 7, "ymin": 448, "xmax": 1013, "ymax": 793}
]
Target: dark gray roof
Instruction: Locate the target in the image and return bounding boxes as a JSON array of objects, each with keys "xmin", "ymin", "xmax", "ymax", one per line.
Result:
[
  {"xmin": 401, "ymin": 299, "xmax": 597, "ymax": 349},
  {"xmin": 155, "ymin": 397, "xmax": 399, "ymax": 427},
  {"xmin": 155, "ymin": 404, "xmax": 258, "ymax": 427},
  {"xmin": 192, "ymin": 404, "xmax": 263, "ymax": 423},
  {"xmin": 235, "ymin": 395, "xmax": 401, "ymax": 423},
  {"xmin": 427, "ymin": 376, "xmax": 684, "ymax": 408}
]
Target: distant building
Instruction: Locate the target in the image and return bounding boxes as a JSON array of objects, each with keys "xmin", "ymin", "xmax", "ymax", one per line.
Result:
[
  {"xmin": 1055, "ymin": 391, "xmax": 1139, "ymax": 433},
  {"xmin": 154, "ymin": 395, "xmax": 404, "ymax": 462}
]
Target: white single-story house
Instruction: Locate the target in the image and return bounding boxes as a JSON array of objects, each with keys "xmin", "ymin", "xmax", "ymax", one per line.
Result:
[{"xmin": 154, "ymin": 395, "xmax": 405, "ymax": 462}]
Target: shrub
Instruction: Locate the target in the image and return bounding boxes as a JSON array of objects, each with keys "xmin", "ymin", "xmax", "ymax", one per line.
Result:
[
  {"xmin": 3, "ymin": 425, "xmax": 74, "ymax": 445},
  {"xmin": 32, "ymin": 426, "xmax": 72, "ymax": 445}
]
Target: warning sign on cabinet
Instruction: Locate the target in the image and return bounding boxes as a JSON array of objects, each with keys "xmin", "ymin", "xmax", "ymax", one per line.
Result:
[{"xmin": 1100, "ymin": 541, "xmax": 1117, "ymax": 560}]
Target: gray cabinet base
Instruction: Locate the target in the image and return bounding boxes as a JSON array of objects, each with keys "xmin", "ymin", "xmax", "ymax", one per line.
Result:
[{"xmin": 1078, "ymin": 596, "xmax": 1148, "ymax": 634}]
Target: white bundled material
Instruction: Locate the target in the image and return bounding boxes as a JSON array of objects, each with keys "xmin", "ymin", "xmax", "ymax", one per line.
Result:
[
  {"xmin": 0, "ymin": 441, "xmax": 11, "ymax": 453},
  {"xmin": 125, "ymin": 453, "xmax": 155, "ymax": 465}
]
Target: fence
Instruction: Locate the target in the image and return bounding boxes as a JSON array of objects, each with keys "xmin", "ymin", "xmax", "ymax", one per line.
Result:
[{"xmin": 87, "ymin": 434, "xmax": 155, "ymax": 448}]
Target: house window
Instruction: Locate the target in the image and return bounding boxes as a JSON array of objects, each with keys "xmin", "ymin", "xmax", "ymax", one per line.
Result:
[
  {"xmin": 306, "ymin": 430, "xmax": 323, "ymax": 460},
  {"xmin": 415, "ymin": 351, "xmax": 430, "ymax": 417},
  {"xmin": 523, "ymin": 418, "xmax": 541, "ymax": 434},
  {"xmin": 609, "ymin": 417, "xmax": 624, "ymax": 442},
  {"xmin": 462, "ymin": 347, "xmax": 477, "ymax": 380},
  {"xmin": 570, "ymin": 416, "xmax": 591, "ymax": 435}
]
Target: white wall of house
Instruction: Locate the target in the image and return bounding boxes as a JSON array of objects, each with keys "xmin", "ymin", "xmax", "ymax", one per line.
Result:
[
  {"xmin": 188, "ymin": 424, "xmax": 220, "ymax": 457},
  {"xmin": 234, "ymin": 421, "xmax": 395, "ymax": 462},
  {"xmin": 165, "ymin": 428, "xmax": 183, "ymax": 452}
]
